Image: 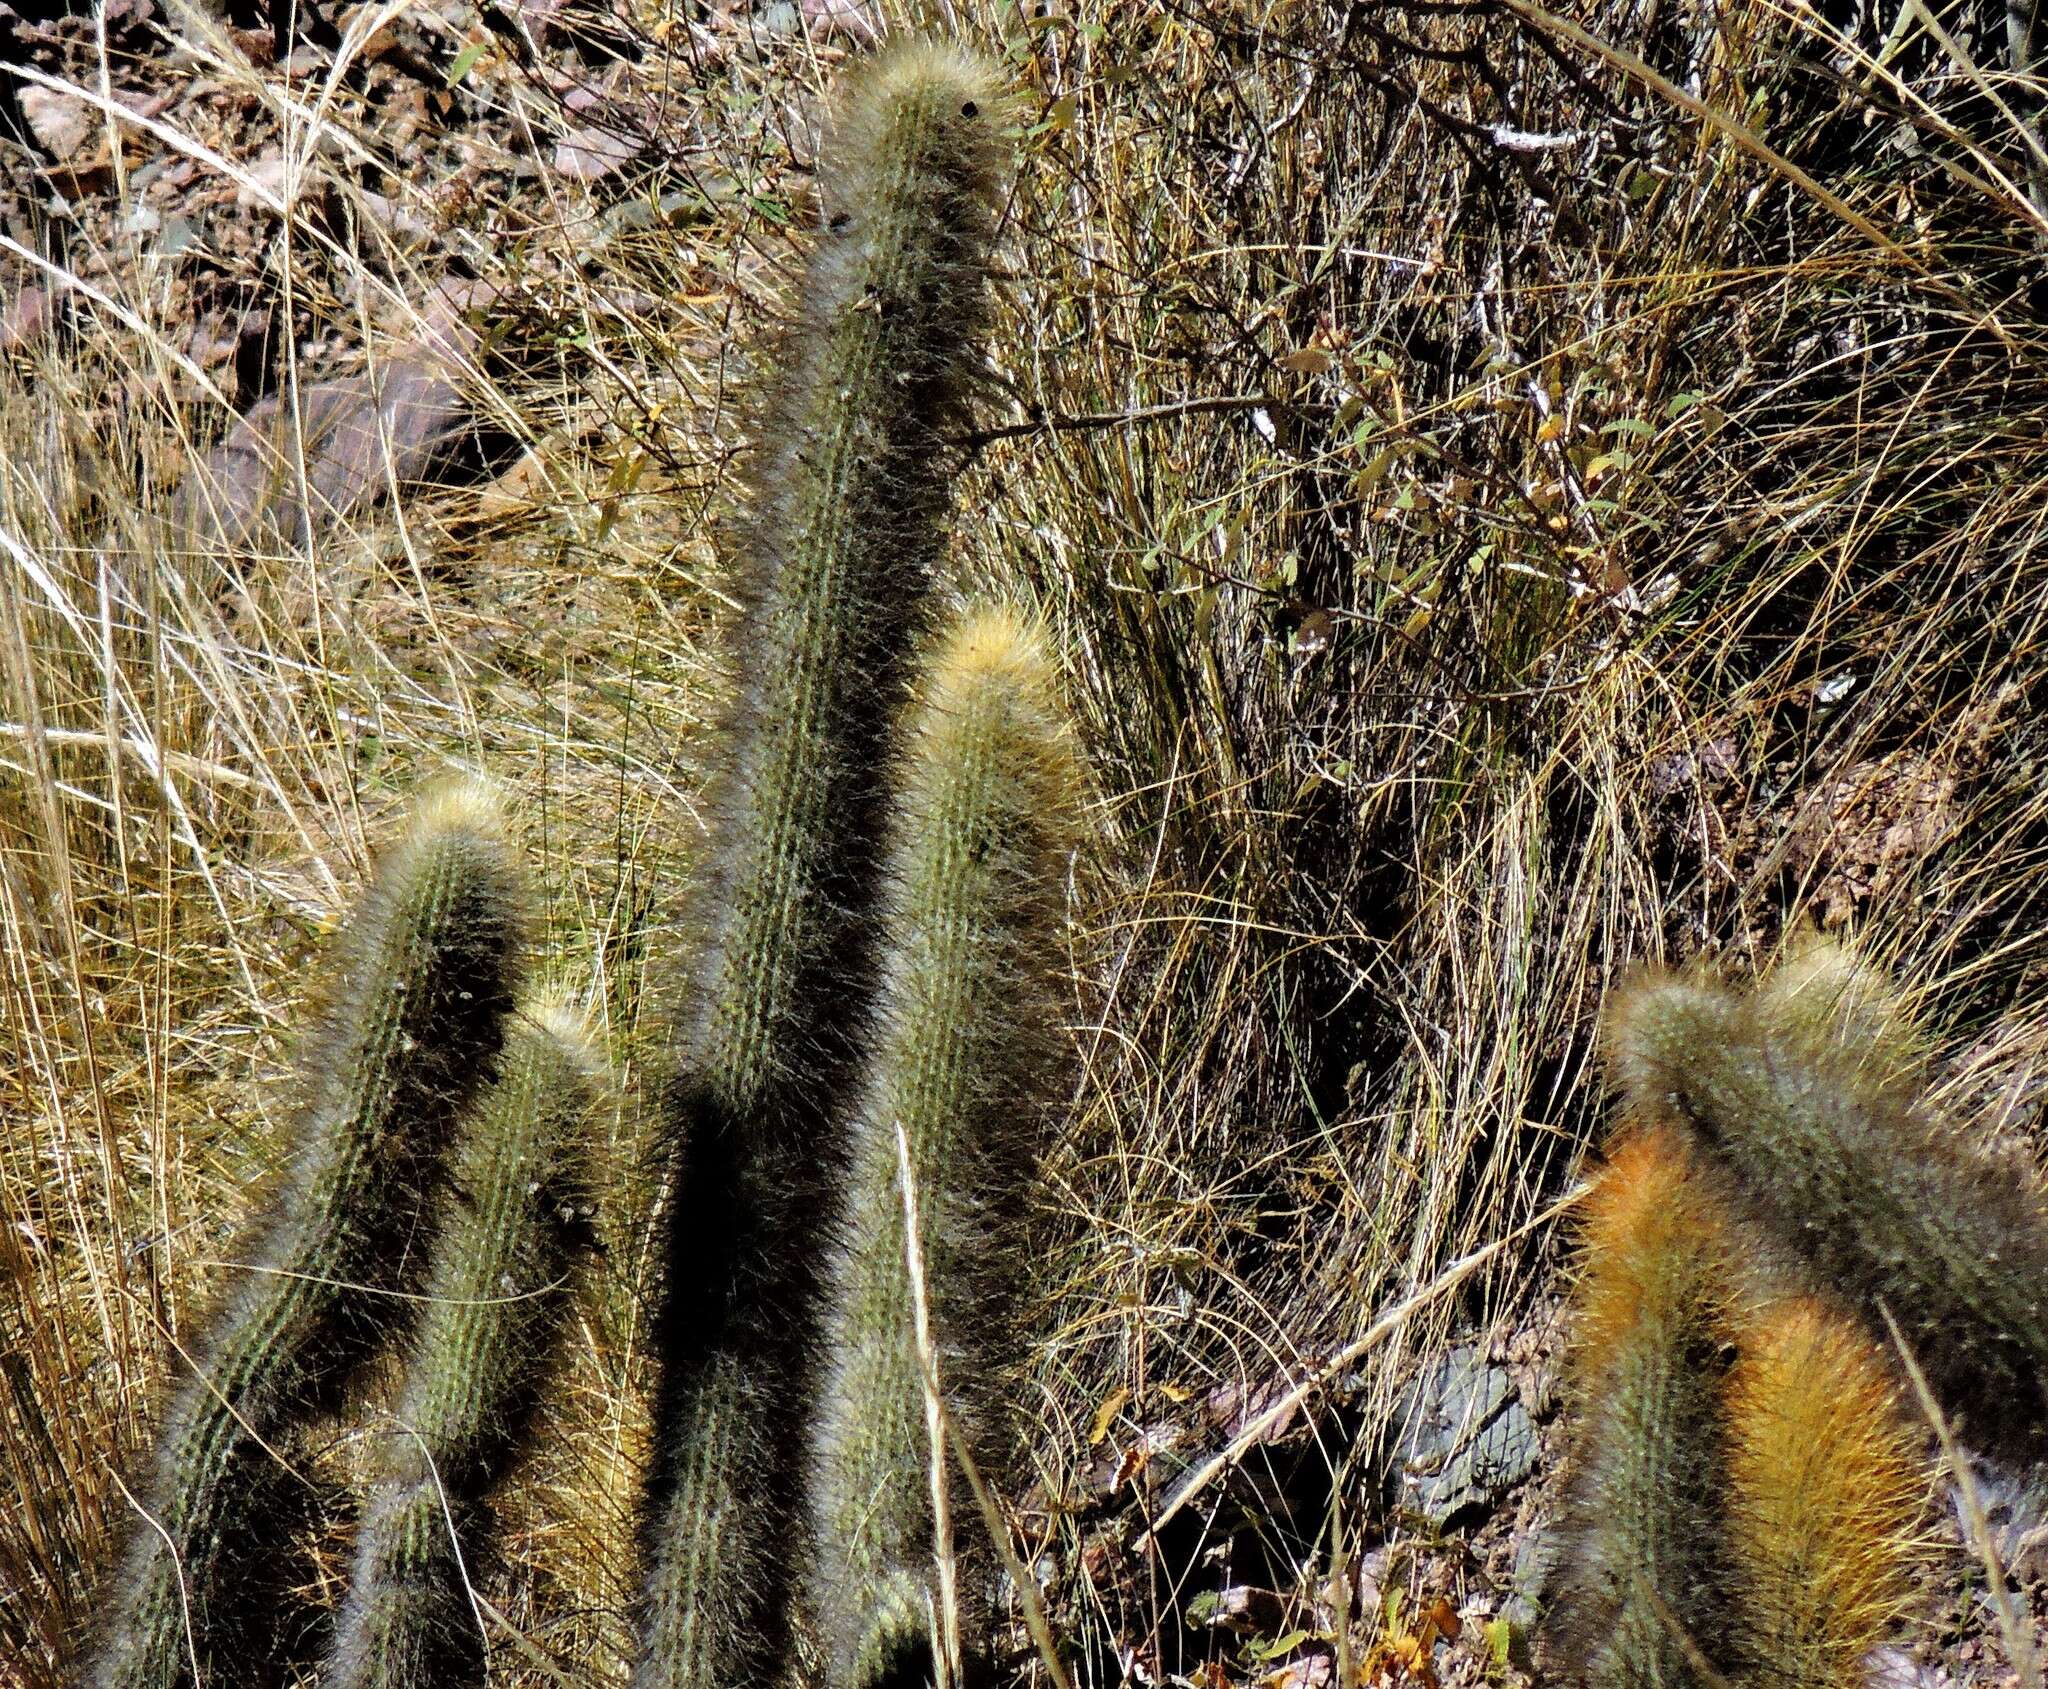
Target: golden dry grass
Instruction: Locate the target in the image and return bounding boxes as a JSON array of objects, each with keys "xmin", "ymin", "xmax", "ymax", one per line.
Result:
[{"xmin": 4, "ymin": 0, "xmax": 2048, "ymax": 1683}]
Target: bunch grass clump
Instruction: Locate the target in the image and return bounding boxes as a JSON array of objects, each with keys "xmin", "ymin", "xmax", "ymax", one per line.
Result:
[{"xmin": 983, "ymin": 14, "xmax": 2048, "ymax": 1654}]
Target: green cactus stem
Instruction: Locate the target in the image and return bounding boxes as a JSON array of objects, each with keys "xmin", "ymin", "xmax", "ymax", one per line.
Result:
[
  {"xmin": 91, "ymin": 783, "xmax": 525, "ymax": 1689},
  {"xmin": 1606, "ymin": 947, "xmax": 2048, "ymax": 1459},
  {"xmin": 637, "ymin": 40, "xmax": 1008, "ymax": 1689},
  {"xmin": 1544, "ymin": 1125, "xmax": 1742, "ymax": 1688},
  {"xmin": 325, "ymin": 1001, "xmax": 600, "ymax": 1689},
  {"xmin": 808, "ymin": 608, "xmax": 1081, "ymax": 1689},
  {"xmin": 1752, "ymin": 937, "xmax": 1930, "ymax": 1091}
]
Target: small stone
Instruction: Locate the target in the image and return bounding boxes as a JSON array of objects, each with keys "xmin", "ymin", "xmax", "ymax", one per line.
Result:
[
  {"xmin": 1389, "ymin": 1344, "xmax": 1541, "ymax": 1526},
  {"xmin": 20, "ymin": 85, "xmax": 96, "ymax": 162},
  {"xmin": 1500, "ymin": 1526, "xmax": 1557, "ymax": 1631}
]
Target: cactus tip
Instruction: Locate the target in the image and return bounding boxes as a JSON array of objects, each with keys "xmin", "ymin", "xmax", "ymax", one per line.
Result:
[
  {"xmin": 1569, "ymin": 1123, "xmax": 1737, "ymax": 1381},
  {"xmin": 930, "ymin": 603, "xmax": 1055, "ymax": 683},
  {"xmin": 403, "ymin": 777, "xmax": 512, "ymax": 845},
  {"xmin": 857, "ymin": 37, "xmax": 1013, "ymax": 131},
  {"xmin": 918, "ymin": 608, "xmax": 1083, "ymax": 810},
  {"xmin": 526, "ymin": 995, "xmax": 603, "ymax": 1076},
  {"xmin": 1756, "ymin": 933, "xmax": 1929, "ymax": 1084},
  {"xmin": 1599, "ymin": 967, "xmax": 1735, "ymax": 1117}
]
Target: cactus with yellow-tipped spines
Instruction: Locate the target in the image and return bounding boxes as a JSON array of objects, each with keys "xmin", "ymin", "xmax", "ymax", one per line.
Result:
[
  {"xmin": 1752, "ymin": 937, "xmax": 1931, "ymax": 1092},
  {"xmin": 638, "ymin": 40, "xmax": 1011, "ymax": 1689},
  {"xmin": 1606, "ymin": 946, "xmax": 2048, "ymax": 1458},
  {"xmin": 1545, "ymin": 1126, "xmax": 1743, "ymax": 1688},
  {"xmin": 325, "ymin": 1000, "xmax": 601, "ymax": 1689},
  {"xmin": 1723, "ymin": 1299, "xmax": 1927, "ymax": 1689},
  {"xmin": 807, "ymin": 608, "xmax": 1082, "ymax": 1689},
  {"xmin": 92, "ymin": 784, "xmax": 526, "ymax": 1689}
]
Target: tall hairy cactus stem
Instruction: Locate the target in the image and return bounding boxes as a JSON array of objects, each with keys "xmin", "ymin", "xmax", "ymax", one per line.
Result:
[
  {"xmin": 809, "ymin": 609, "xmax": 1082, "ymax": 1689},
  {"xmin": 1545, "ymin": 1126, "xmax": 1741, "ymax": 1688},
  {"xmin": 639, "ymin": 40, "xmax": 1009, "ymax": 1689},
  {"xmin": 1723, "ymin": 1299, "xmax": 1926, "ymax": 1689},
  {"xmin": 93, "ymin": 784, "xmax": 525, "ymax": 1689},
  {"xmin": 325, "ymin": 1001, "xmax": 600, "ymax": 1689},
  {"xmin": 1606, "ymin": 942, "xmax": 2048, "ymax": 1457}
]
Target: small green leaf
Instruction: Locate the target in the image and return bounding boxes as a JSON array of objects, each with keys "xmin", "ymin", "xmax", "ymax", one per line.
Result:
[
  {"xmin": 445, "ymin": 39, "xmax": 485, "ymax": 86},
  {"xmin": 1484, "ymin": 1618, "xmax": 1512, "ymax": 1669},
  {"xmin": 1352, "ymin": 445, "xmax": 1401, "ymax": 497},
  {"xmin": 1246, "ymin": 1629, "xmax": 1309, "ymax": 1661}
]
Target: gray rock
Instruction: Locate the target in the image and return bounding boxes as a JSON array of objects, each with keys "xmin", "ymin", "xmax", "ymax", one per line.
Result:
[
  {"xmin": 1388, "ymin": 1344, "xmax": 1542, "ymax": 1526},
  {"xmin": 1501, "ymin": 1526, "xmax": 1558, "ymax": 1632}
]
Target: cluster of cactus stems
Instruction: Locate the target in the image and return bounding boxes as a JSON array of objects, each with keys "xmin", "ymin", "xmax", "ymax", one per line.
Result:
[
  {"xmin": 1608, "ymin": 946, "xmax": 2048, "ymax": 1458},
  {"xmin": 1545, "ymin": 933, "xmax": 2048, "ymax": 1685},
  {"xmin": 636, "ymin": 38, "xmax": 1030, "ymax": 1689},
  {"xmin": 91, "ymin": 784, "xmax": 603, "ymax": 1689},
  {"xmin": 93, "ymin": 35, "xmax": 1080, "ymax": 1689},
  {"xmin": 86, "ymin": 32, "xmax": 2048, "ymax": 1689}
]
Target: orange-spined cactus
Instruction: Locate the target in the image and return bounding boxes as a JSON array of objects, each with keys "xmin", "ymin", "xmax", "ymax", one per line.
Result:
[
  {"xmin": 1723, "ymin": 1298, "xmax": 1927, "ymax": 1689},
  {"xmin": 1545, "ymin": 1125, "xmax": 1743, "ymax": 1687},
  {"xmin": 1606, "ymin": 947, "xmax": 2048, "ymax": 1459}
]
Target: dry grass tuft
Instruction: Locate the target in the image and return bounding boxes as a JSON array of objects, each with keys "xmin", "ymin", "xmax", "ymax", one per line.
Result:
[{"xmin": 5, "ymin": 0, "xmax": 2048, "ymax": 1682}]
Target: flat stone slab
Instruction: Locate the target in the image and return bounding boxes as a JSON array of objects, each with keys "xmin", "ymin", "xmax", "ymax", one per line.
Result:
[{"xmin": 1389, "ymin": 1344, "xmax": 1540, "ymax": 1527}]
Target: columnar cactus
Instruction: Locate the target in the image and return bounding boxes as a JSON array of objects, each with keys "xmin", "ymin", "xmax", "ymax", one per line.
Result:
[
  {"xmin": 807, "ymin": 608, "xmax": 1081, "ymax": 1689},
  {"xmin": 1545, "ymin": 1126, "xmax": 1741, "ymax": 1688},
  {"xmin": 1723, "ymin": 1299, "xmax": 1925, "ymax": 1689},
  {"xmin": 92, "ymin": 783, "xmax": 526, "ymax": 1689},
  {"xmin": 1752, "ymin": 938, "xmax": 1930, "ymax": 1090},
  {"xmin": 1605, "ymin": 945, "xmax": 2048, "ymax": 1458},
  {"xmin": 325, "ymin": 1000, "xmax": 600, "ymax": 1689},
  {"xmin": 637, "ymin": 40, "xmax": 1009, "ymax": 1689}
]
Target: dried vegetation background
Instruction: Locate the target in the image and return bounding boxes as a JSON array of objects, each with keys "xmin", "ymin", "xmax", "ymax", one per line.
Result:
[{"xmin": 2, "ymin": 0, "xmax": 2047, "ymax": 1683}]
